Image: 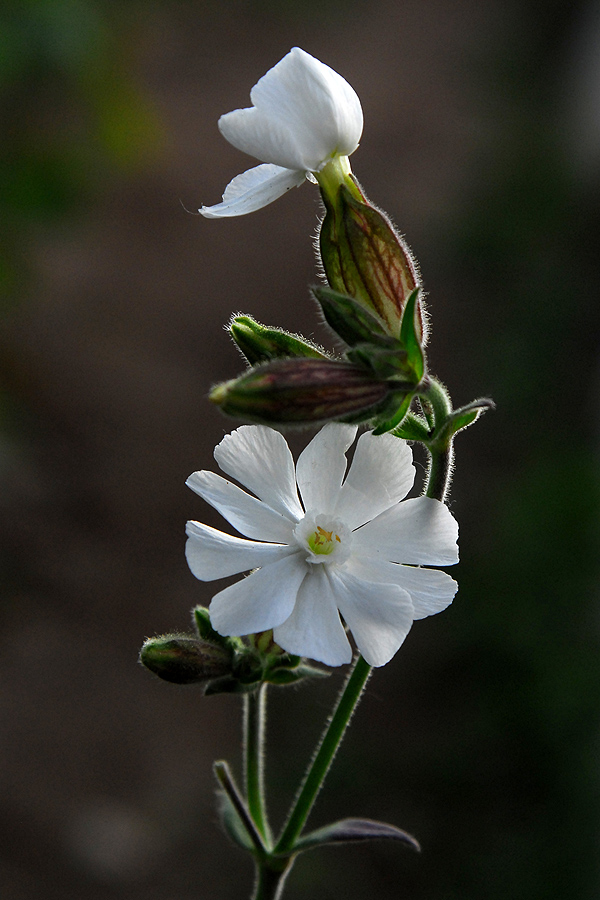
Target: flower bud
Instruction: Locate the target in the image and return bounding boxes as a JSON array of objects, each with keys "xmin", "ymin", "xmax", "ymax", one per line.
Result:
[
  {"xmin": 209, "ymin": 358, "xmax": 393, "ymax": 426},
  {"xmin": 140, "ymin": 635, "xmax": 233, "ymax": 685},
  {"xmin": 229, "ymin": 315, "xmax": 328, "ymax": 365},
  {"xmin": 319, "ymin": 183, "xmax": 424, "ymax": 340}
]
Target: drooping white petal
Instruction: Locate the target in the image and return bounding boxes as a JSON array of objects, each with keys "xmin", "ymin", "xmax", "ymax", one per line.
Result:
[
  {"xmin": 213, "ymin": 425, "xmax": 304, "ymax": 520},
  {"xmin": 209, "ymin": 553, "xmax": 307, "ymax": 635},
  {"xmin": 185, "ymin": 520, "xmax": 291, "ymax": 580},
  {"xmin": 200, "ymin": 164, "xmax": 305, "ymax": 218},
  {"xmin": 334, "ymin": 432, "xmax": 415, "ymax": 529},
  {"xmin": 353, "ymin": 497, "xmax": 459, "ymax": 566},
  {"xmin": 274, "ymin": 565, "xmax": 352, "ymax": 666},
  {"xmin": 186, "ymin": 471, "xmax": 294, "ymax": 543},
  {"xmin": 295, "ymin": 423, "xmax": 357, "ymax": 514},
  {"xmin": 329, "ymin": 569, "xmax": 414, "ymax": 667},
  {"xmin": 346, "ymin": 556, "xmax": 458, "ymax": 620},
  {"xmin": 247, "ymin": 47, "xmax": 363, "ymax": 172},
  {"xmin": 218, "ymin": 108, "xmax": 311, "ymax": 173}
]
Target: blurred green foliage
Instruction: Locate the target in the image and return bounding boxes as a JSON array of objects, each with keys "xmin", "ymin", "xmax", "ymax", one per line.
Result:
[{"xmin": 0, "ymin": 0, "xmax": 162, "ymax": 296}]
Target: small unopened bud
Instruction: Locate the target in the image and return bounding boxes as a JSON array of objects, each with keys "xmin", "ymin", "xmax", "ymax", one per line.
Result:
[
  {"xmin": 140, "ymin": 635, "xmax": 232, "ymax": 685},
  {"xmin": 210, "ymin": 358, "xmax": 393, "ymax": 426},
  {"xmin": 319, "ymin": 184, "xmax": 424, "ymax": 340},
  {"xmin": 229, "ymin": 315, "xmax": 328, "ymax": 365}
]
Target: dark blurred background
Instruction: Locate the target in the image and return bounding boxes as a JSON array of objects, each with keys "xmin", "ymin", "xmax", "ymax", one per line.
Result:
[{"xmin": 1, "ymin": 1, "xmax": 600, "ymax": 898}]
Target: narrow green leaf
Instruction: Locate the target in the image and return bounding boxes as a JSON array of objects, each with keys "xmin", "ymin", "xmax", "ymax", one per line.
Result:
[
  {"xmin": 450, "ymin": 410, "xmax": 479, "ymax": 431},
  {"xmin": 438, "ymin": 397, "xmax": 496, "ymax": 442},
  {"xmin": 450, "ymin": 397, "xmax": 495, "ymax": 429},
  {"xmin": 214, "ymin": 761, "xmax": 267, "ymax": 855},
  {"xmin": 290, "ymin": 817, "xmax": 420, "ymax": 854},
  {"xmin": 392, "ymin": 412, "xmax": 430, "ymax": 442},
  {"xmin": 399, "ymin": 288, "xmax": 425, "ymax": 381},
  {"xmin": 217, "ymin": 790, "xmax": 256, "ymax": 853}
]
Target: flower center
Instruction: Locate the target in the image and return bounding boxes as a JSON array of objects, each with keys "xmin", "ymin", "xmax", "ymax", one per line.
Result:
[
  {"xmin": 294, "ymin": 513, "xmax": 352, "ymax": 566},
  {"xmin": 307, "ymin": 525, "xmax": 341, "ymax": 556}
]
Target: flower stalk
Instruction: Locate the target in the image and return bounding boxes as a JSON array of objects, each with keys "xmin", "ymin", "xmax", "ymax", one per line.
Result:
[
  {"xmin": 244, "ymin": 655, "xmax": 372, "ymax": 899},
  {"xmin": 275, "ymin": 654, "xmax": 372, "ymax": 854},
  {"xmin": 419, "ymin": 377, "xmax": 454, "ymax": 502},
  {"xmin": 251, "ymin": 857, "xmax": 295, "ymax": 900},
  {"xmin": 245, "ymin": 685, "xmax": 271, "ymax": 843}
]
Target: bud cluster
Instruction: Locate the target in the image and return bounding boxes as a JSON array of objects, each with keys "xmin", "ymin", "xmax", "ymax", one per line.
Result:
[
  {"xmin": 209, "ymin": 180, "xmax": 433, "ymax": 433},
  {"xmin": 140, "ymin": 606, "xmax": 328, "ymax": 694}
]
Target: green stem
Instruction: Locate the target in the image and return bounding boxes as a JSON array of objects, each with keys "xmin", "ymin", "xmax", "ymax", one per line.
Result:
[
  {"xmin": 419, "ymin": 376, "xmax": 454, "ymax": 502},
  {"xmin": 251, "ymin": 857, "xmax": 295, "ymax": 900},
  {"xmin": 425, "ymin": 443, "xmax": 454, "ymax": 502},
  {"xmin": 421, "ymin": 375, "xmax": 451, "ymax": 426},
  {"xmin": 275, "ymin": 654, "xmax": 372, "ymax": 854},
  {"xmin": 245, "ymin": 685, "xmax": 270, "ymax": 843}
]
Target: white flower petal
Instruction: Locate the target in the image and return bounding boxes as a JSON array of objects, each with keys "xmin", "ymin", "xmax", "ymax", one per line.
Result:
[
  {"xmin": 330, "ymin": 569, "xmax": 414, "ymax": 667},
  {"xmin": 353, "ymin": 497, "xmax": 459, "ymax": 566},
  {"xmin": 334, "ymin": 432, "xmax": 415, "ymax": 529},
  {"xmin": 218, "ymin": 109, "xmax": 309, "ymax": 173},
  {"xmin": 295, "ymin": 423, "xmax": 357, "ymax": 513},
  {"xmin": 248, "ymin": 47, "xmax": 363, "ymax": 171},
  {"xmin": 200, "ymin": 164, "xmax": 305, "ymax": 218},
  {"xmin": 186, "ymin": 471, "xmax": 295, "ymax": 543},
  {"xmin": 185, "ymin": 422, "xmax": 460, "ymax": 665},
  {"xmin": 346, "ymin": 556, "xmax": 458, "ymax": 620},
  {"xmin": 185, "ymin": 520, "xmax": 291, "ymax": 580},
  {"xmin": 213, "ymin": 425, "xmax": 304, "ymax": 520},
  {"xmin": 209, "ymin": 553, "xmax": 307, "ymax": 635},
  {"xmin": 274, "ymin": 566, "xmax": 352, "ymax": 666}
]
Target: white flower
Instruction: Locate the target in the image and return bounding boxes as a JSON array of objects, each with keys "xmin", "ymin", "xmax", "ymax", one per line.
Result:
[
  {"xmin": 185, "ymin": 424, "xmax": 459, "ymax": 668},
  {"xmin": 200, "ymin": 47, "xmax": 363, "ymax": 218}
]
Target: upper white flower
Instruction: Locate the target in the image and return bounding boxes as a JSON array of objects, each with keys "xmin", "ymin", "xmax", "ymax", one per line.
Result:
[
  {"xmin": 200, "ymin": 47, "xmax": 363, "ymax": 218},
  {"xmin": 185, "ymin": 424, "xmax": 459, "ymax": 668}
]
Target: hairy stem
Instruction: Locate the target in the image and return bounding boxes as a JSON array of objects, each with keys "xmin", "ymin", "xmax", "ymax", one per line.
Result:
[
  {"xmin": 420, "ymin": 376, "xmax": 455, "ymax": 502},
  {"xmin": 425, "ymin": 443, "xmax": 454, "ymax": 502},
  {"xmin": 275, "ymin": 654, "xmax": 372, "ymax": 854},
  {"xmin": 251, "ymin": 857, "xmax": 295, "ymax": 900},
  {"xmin": 245, "ymin": 685, "xmax": 270, "ymax": 843}
]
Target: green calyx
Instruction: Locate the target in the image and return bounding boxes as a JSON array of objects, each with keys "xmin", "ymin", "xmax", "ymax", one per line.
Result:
[
  {"xmin": 210, "ymin": 284, "xmax": 430, "ymax": 433},
  {"xmin": 312, "ymin": 285, "xmax": 390, "ymax": 347},
  {"xmin": 317, "ymin": 181, "xmax": 423, "ymax": 339},
  {"xmin": 210, "ymin": 357, "xmax": 394, "ymax": 427},
  {"xmin": 139, "ymin": 633, "xmax": 232, "ymax": 685},
  {"xmin": 229, "ymin": 315, "xmax": 328, "ymax": 365}
]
